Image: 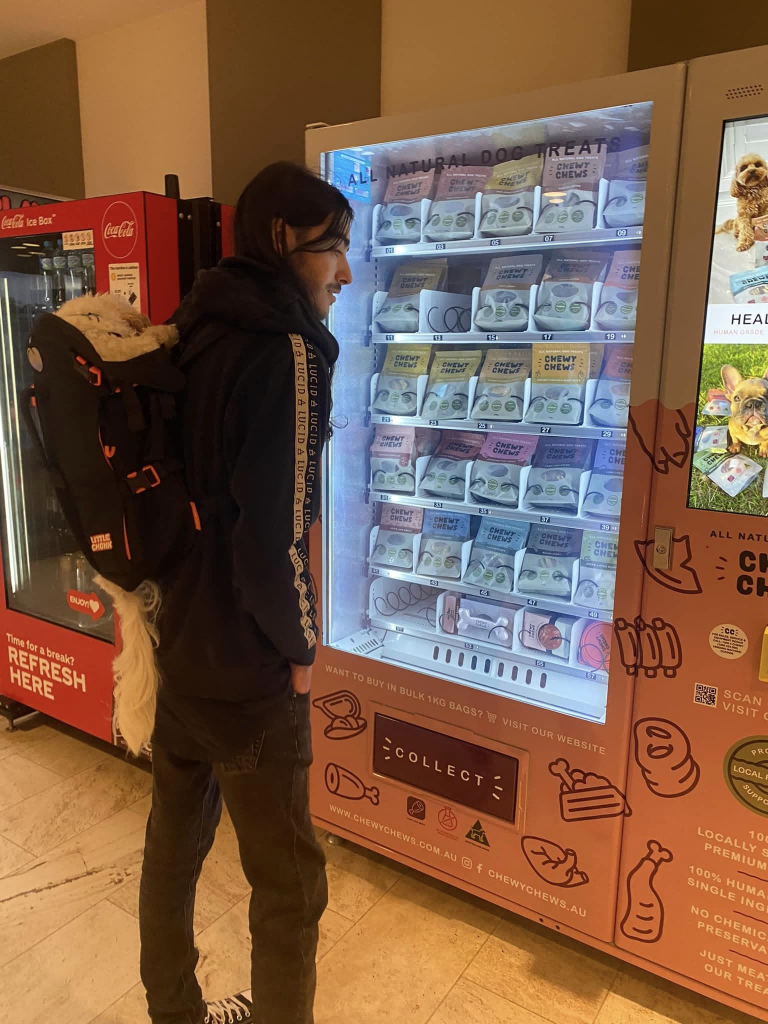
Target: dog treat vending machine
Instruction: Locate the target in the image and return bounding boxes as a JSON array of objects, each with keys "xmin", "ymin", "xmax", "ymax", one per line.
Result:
[
  {"xmin": 0, "ymin": 191, "xmax": 232, "ymax": 740},
  {"xmin": 307, "ymin": 46, "xmax": 768, "ymax": 1020}
]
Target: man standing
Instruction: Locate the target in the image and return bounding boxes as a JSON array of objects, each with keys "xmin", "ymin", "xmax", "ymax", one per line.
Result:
[{"xmin": 139, "ymin": 162, "xmax": 352, "ymax": 1024}]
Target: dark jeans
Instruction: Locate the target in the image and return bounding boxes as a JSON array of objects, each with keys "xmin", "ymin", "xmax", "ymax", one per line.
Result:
[{"xmin": 139, "ymin": 691, "xmax": 327, "ymax": 1024}]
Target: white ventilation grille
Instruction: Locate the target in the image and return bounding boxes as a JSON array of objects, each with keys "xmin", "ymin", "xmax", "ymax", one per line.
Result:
[{"xmin": 725, "ymin": 84, "xmax": 763, "ymax": 99}]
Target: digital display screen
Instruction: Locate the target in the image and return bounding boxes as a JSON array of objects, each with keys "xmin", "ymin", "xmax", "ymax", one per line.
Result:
[{"xmin": 688, "ymin": 115, "xmax": 768, "ymax": 516}]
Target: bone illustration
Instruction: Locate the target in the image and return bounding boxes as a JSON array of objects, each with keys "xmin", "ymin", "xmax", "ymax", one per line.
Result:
[
  {"xmin": 633, "ymin": 718, "xmax": 700, "ymax": 798},
  {"xmin": 549, "ymin": 757, "xmax": 631, "ymax": 821},
  {"xmin": 620, "ymin": 840, "xmax": 673, "ymax": 943},
  {"xmin": 325, "ymin": 763, "xmax": 380, "ymax": 805},
  {"xmin": 522, "ymin": 835, "xmax": 589, "ymax": 887}
]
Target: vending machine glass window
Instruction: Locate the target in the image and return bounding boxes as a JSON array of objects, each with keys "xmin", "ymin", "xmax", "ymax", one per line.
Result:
[
  {"xmin": 319, "ymin": 104, "xmax": 651, "ymax": 724},
  {"xmin": 0, "ymin": 231, "xmax": 112, "ymax": 640}
]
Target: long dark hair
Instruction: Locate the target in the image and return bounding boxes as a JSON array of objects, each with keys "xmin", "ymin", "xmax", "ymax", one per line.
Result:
[{"xmin": 234, "ymin": 162, "xmax": 352, "ymax": 294}]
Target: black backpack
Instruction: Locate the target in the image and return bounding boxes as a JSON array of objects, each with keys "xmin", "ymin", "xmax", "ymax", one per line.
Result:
[{"xmin": 23, "ymin": 312, "xmax": 221, "ymax": 592}]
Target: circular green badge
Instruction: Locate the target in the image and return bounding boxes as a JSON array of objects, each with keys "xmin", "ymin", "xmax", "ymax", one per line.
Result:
[{"xmin": 724, "ymin": 737, "xmax": 768, "ymax": 815}]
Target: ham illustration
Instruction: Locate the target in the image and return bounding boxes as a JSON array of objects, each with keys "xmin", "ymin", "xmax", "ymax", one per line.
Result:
[{"xmin": 522, "ymin": 836, "xmax": 589, "ymax": 887}]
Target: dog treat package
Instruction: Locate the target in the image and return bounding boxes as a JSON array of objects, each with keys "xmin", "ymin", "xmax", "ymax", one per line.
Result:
[
  {"xmin": 587, "ymin": 344, "xmax": 633, "ymax": 428},
  {"xmin": 595, "ymin": 251, "xmax": 640, "ymax": 331},
  {"xmin": 603, "ymin": 145, "xmax": 648, "ymax": 228},
  {"xmin": 577, "ymin": 619, "xmax": 612, "ymax": 671},
  {"xmin": 420, "ymin": 431, "xmax": 485, "ymax": 499},
  {"xmin": 376, "ymin": 169, "xmax": 436, "ymax": 244},
  {"xmin": 754, "ymin": 215, "xmax": 768, "ymax": 269},
  {"xmin": 479, "ymin": 156, "xmax": 543, "ymax": 237},
  {"xmin": 371, "ymin": 505, "xmax": 424, "ymax": 570},
  {"xmin": 463, "ymin": 517, "xmax": 529, "ymax": 595},
  {"xmin": 468, "ymin": 433, "xmax": 538, "ymax": 508},
  {"xmin": 524, "ymin": 437, "xmax": 594, "ymax": 514},
  {"xmin": 574, "ymin": 531, "xmax": 617, "ymax": 611},
  {"xmin": 470, "ymin": 347, "xmax": 532, "ymax": 421},
  {"xmin": 694, "ymin": 425, "xmax": 729, "ymax": 451},
  {"xmin": 424, "ymin": 166, "xmax": 490, "ymax": 241},
  {"xmin": 372, "ymin": 345, "xmax": 431, "ymax": 415},
  {"xmin": 375, "ymin": 260, "xmax": 447, "ymax": 333},
  {"xmin": 533, "ymin": 252, "xmax": 606, "ymax": 332},
  {"xmin": 370, "ymin": 426, "xmax": 419, "ymax": 494},
  {"xmin": 525, "ymin": 343, "xmax": 590, "ymax": 425},
  {"xmin": 693, "ymin": 449, "xmax": 762, "ymax": 498},
  {"xmin": 701, "ymin": 388, "xmax": 731, "ymax": 417},
  {"xmin": 730, "ymin": 266, "xmax": 768, "ymax": 304},
  {"xmin": 520, "ymin": 609, "xmax": 578, "ymax": 660},
  {"xmin": 474, "ymin": 255, "xmax": 542, "ymax": 333},
  {"xmin": 534, "ymin": 151, "xmax": 606, "ymax": 234},
  {"xmin": 422, "ymin": 349, "xmax": 483, "ymax": 420},
  {"xmin": 416, "ymin": 510, "xmax": 470, "ymax": 579},
  {"xmin": 447, "ymin": 595, "xmax": 520, "ymax": 649},
  {"xmin": 415, "ymin": 427, "xmax": 441, "ymax": 459},
  {"xmin": 517, "ymin": 525, "xmax": 581, "ymax": 600},
  {"xmin": 582, "ymin": 440, "xmax": 624, "ymax": 519}
]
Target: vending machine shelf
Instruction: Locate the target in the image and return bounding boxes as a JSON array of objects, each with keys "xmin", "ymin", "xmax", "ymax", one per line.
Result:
[
  {"xmin": 369, "ymin": 413, "xmax": 627, "ymax": 442},
  {"xmin": 370, "ymin": 225, "xmax": 643, "ymax": 259},
  {"xmin": 372, "ymin": 331, "xmax": 635, "ymax": 345}
]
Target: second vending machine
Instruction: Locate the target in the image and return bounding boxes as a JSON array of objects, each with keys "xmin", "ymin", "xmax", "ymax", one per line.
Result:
[{"xmin": 306, "ymin": 64, "xmax": 684, "ymax": 944}]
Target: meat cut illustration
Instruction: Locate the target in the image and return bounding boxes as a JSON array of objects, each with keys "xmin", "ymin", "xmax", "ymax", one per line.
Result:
[
  {"xmin": 312, "ymin": 689, "xmax": 368, "ymax": 740},
  {"xmin": 549, "ymin": 757, "xmax": 631, "ymax": 821},
  {"xmin": 633, "ymin": 718, "xmax": 700, "ymax": 798},
  {"xmin": 522, "ymin": 835, "xmax": 589, "ymax": 887},
  {"xmin": 633, "ymin": 534, "xmax": 702, "ymax": 594},
  {"xmin": 620, "ymin": 840, "xmax": 673, "ymax": 943},
  {"xmin": 613, "ymin": 616, "xmax": 682, "ymax": 679},
  {"xmin": 325, "ymin": 763, "xmax": 380, "ymax": 805}
]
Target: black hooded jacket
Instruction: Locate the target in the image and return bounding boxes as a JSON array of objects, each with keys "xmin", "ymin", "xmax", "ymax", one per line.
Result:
[{"xmin": 152, "ymin": 257, "xmax": 337, "ymax": 753}]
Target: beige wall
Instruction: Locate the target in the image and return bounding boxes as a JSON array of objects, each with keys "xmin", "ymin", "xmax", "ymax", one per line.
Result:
[
  {"xmin": 77, "ymin": 2, "xmax": 212, "ymax": 199},
  {"xmin": 381, "ymin": 0, "xmax": 632, "ymax": 116}
]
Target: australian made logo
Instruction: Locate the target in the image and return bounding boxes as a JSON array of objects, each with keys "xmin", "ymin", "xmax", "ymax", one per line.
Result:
[
  {"xmin": 90, "ymin": 532, "xmax": 113, "ymax": 552},
  {"xmin": 465, "ymin": 820, "xmax": 490, "ymax": 848}
]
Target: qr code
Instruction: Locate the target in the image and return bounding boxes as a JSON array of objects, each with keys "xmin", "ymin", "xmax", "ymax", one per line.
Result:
[{"xmin": 694, "ymin": 683, "xmax": 718, "ymax": 708}]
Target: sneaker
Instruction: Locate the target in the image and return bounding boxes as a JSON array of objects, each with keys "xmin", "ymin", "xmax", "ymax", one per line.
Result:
[{"xmin": 204, "ymin": 993, "xmax": 253, "ymax": 1024}]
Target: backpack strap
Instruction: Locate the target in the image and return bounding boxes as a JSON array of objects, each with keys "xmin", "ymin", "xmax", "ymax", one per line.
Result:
[{"xmin": 175, "ymin": 320, "xmax": 231, "ymax": 369}]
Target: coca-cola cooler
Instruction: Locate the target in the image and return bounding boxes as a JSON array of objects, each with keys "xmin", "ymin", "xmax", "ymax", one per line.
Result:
[{"xmin": 0, "ymin": 192, "xmax": 233, "ymax": 742}]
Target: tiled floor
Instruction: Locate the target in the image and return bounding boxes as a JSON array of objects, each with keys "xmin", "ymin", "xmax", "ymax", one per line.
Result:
[{"xmin": 0, "ymin": 715, "xmax": 763, "ymax": 1024}]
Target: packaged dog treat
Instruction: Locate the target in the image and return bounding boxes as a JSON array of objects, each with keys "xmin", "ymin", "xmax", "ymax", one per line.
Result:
[
  {"xmin": 416, "ymin": 510, "xmax": 470, "ymax": 579},
  {"xmin": 422, "ymin": 349, "xmax": 483, "ymax": 420},
  {"xmin": 754, "ymin": 215, "xmax": 768, "ymax": 268},
  {"xmin": 376, "ymin": 169, "xmax": 436, "ymax": 244},
  {"xmin": 694, "ymin": 426, "xmax": 729, "ymax": 451},
  {"xmin": 415, "ymin": 427, "xmax": 441, "ymax": 460},
  {"xmin": 375, "ymin": 260, "xmax": 447, "ymax": 333},
  {"xmin": 587, "ymin": 344, "xmax": 633, "ymax": 428},
  {"xmin": 525, "ymin": 343, "xmax": 590, "ymax": 425},
  {"xmin": 533, "ymin": 252, "xmax": 606, "ymax": 332},
  {"xmin": 534, "ymin": 151, "xmax": 606, "ymax": 234},
  {"xmin": 370, "ymin": 426, "xmax": 418, "ymax": 494},
  {"xmin": 371, "ymin": 505, "xmax": 424, "ymax": 570},
  {"xmin": 523, "ymin": 437, "xmax": 594, "ymax": 514},
  {"xmin": 517, "ymin": 525, "xmax": 581, "ymax": 600},
  {"xmin": 595, "ymin": 251, "xmax": 640, "ymax": 331},
  {"xmin": 420, "ymin": 431, "xmax": 485, "ymax": 499},
  {"xmin": 474, "ymin": 255, "xmax": 542, "ymax": 333},
  {"xmin": 582, "ymin": 440, "xmax": 624, "ymax": 519},
  {"xmin": 479, "ymin": 156, "xmax": 542, "ymax": 237},
  {"xmin": 701, "ymin": 388, "xmax": 731, "ymax": 417},
  {"xmin": 577, "ymin": 619, "xmax": 612, "ymax": 671},
  {"xmin": 449, "ymin": 595, "xmax": 519, "ymax": 648},
  {"xmin": 574, "ymin": 532, "xmax": 617, "ymax": 611},
  {"xmin": 372, "ymin": 345, "xmax": 431, "ymax": 415},
  {"xmin": 520, "ymin": 609, "xmax": 577, "ymax": 660},
  {"xmin": 693, "ymin": 450, "xmax": 762, "ymax": 498},
  {"xmin": 603, "ymin": 145, "xmax": 648, "ymax": 228},
  {"xmin": 424, "ymin": 166, "xmax": 490, "ymax": 241},
  {"xmin": 470, "ymin": 347, "xmax": 531, "ymax": 421},
  {"xmin": 730, "ymin": 266, "xmax": 768, "ymax": 303},
  {"xmin": 463, "ymin": 517, "xmax": 529, "ymax": 595},
  {"xmin": 468, "ymin": 433, "xmax": 538, "ymax": 507}
]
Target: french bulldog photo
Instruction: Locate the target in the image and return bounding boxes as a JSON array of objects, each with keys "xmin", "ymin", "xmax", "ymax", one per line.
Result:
[{"xmin": 721, "ymin": 364, "xmax": 768, "ymax": 457}]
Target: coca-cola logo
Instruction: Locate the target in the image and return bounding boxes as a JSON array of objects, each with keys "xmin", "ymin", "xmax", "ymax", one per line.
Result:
[
  {"xmin": 101, "ymin": 201, "xmax": 138, "ymax": 259},
  {"xmin": 1, "ymin": 214, "xmax": 25, "ymax": 230}
]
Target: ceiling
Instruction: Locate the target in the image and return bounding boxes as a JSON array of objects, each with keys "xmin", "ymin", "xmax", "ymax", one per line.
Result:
[{"xmin": 0, "ymin": 0, "xmax": 196, "ymax": 59}]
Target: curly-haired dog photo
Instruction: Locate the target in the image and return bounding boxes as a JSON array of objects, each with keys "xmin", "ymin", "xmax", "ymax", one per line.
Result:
[{"xmin": 717, "ymin": 152, "xmax": 768, "ymax": 251}]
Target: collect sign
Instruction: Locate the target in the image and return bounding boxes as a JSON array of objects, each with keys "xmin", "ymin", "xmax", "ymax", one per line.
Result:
[{"xmin": 373, "ymin": 713, "xmax": 518, "ymax": 822}]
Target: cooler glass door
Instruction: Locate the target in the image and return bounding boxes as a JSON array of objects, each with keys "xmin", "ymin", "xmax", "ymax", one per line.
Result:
[{"xmin": 0, "ymin": 231, "xmax": 112, "ymax": 640}]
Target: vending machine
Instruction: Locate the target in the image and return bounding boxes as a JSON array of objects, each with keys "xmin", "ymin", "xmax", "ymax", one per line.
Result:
[
  {"xmin": 0, "ymin": 184, "xmax": 65, "ymax": 209},
  {"xmin": 305, "ymin": 63, "xmax": 685, "ymax": 948},
  {"xmin": 615, "ymin": 44, "xmax": 768, "ymax": 1020},
  {"xmin": 0, "ymin": 191, "xmax": 232, "ymax": 742}
]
